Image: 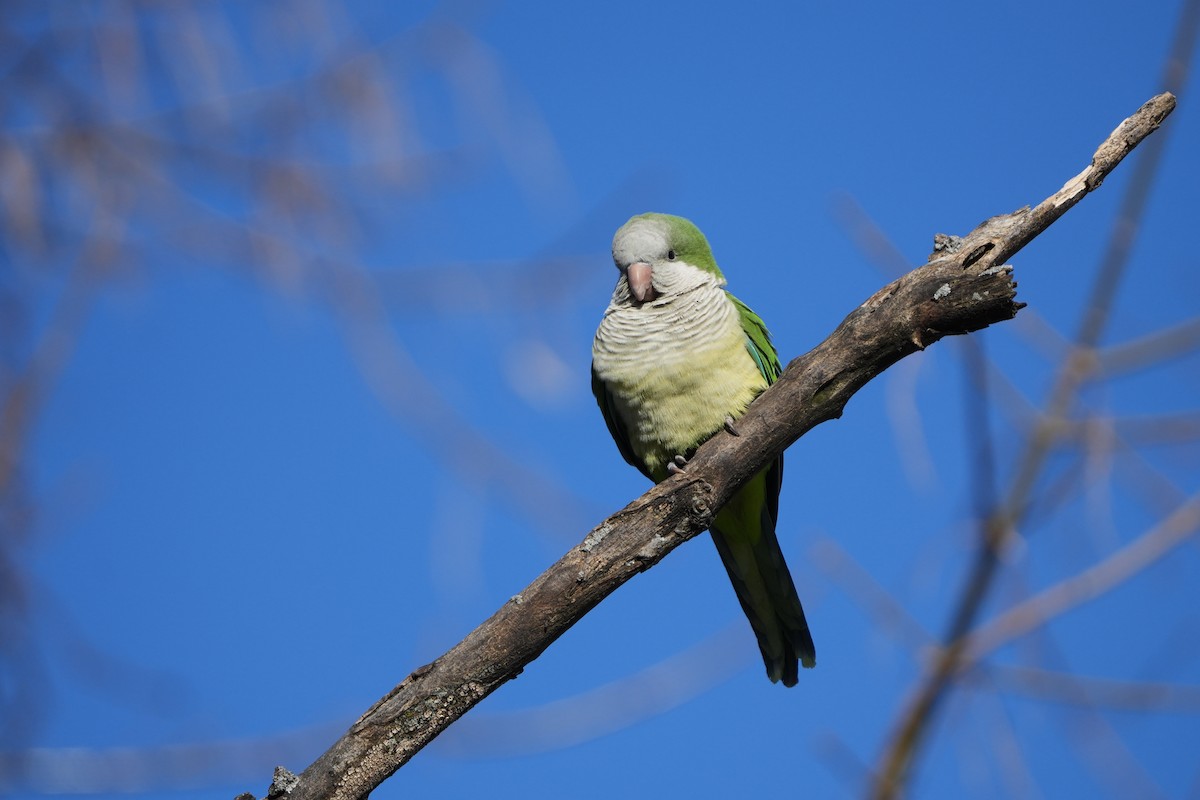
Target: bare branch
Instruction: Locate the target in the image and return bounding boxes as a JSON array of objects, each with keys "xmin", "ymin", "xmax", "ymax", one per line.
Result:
[{"xmin": 263, "ymin": 93, "xmax": 1174, "ymax": 800}]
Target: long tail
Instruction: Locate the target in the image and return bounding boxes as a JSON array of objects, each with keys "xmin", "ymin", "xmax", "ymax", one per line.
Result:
[{"xmin": 710, "ymin": 472, "xmax": 815, "ymax": 686}]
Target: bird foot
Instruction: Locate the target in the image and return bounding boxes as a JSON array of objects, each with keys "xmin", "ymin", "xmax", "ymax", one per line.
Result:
[
  {"xmin": 724, "ymin": 415, "xmax": 741, "ymax": 436},
  {"xmin": 666, "ymin": 454, "xmax": 689, "ymax": 475}
]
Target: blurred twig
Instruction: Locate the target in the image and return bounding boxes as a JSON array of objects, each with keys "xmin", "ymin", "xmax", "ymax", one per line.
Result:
[
  {"xmin": 0, "ymin": 721, "xmax": 346, "ymax": 795},
  {"xmin": 977, "ymin": 663, "xmax": 1200, "ymax": 712},
  {"xmin": 434, "ymin": 623, "xmax": 752, "ymax": 758},
  {"xmin": 1099, "ymin": 317, "xmax": 1200, "ymax": 377},
  {"xmin": 808, "ymin": 535, "xmax": 931, "ymax": 647},
  {"xmin": 964, "ymin": 491, "xmax": 1200, "ymax": 661}
]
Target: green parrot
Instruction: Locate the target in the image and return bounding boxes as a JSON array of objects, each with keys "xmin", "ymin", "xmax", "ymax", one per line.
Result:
[{"xmin": 591, "ymin": 212, "xmax": 816, "ymax": 686}]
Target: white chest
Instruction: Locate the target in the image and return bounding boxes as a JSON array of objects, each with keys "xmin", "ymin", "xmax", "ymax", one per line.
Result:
[{"xmin": 592, "ymin": 287, "xmax": 767, "ymax": 477}]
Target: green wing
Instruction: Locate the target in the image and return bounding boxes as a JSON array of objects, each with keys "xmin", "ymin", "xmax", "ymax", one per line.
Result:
[
  {"xmin": 729, "ymin": 292, "xmax": 784, "ymax": 522},
  {"xmin": 591, "ymin": 366, "xmax": 654, "ymax": 482},
  {"xmin": 729, "ymin": 292, "xmax": 782, "ymax": 384}
]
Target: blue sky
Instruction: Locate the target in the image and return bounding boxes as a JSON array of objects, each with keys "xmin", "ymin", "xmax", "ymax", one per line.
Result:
[{"xmin": 6, "ymin": 1, "xmax": 1200, "ymax": 798}]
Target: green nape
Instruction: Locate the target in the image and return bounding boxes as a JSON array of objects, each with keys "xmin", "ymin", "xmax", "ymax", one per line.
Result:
[{"xmin": 631, "ymin": 212, "xmax": 723, "ymax": 278}]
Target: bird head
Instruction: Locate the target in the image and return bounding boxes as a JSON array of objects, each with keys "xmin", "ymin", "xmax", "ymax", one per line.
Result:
[{"xmin": 610, "ymin": 213, "xmax": 725, "ymax": 305}]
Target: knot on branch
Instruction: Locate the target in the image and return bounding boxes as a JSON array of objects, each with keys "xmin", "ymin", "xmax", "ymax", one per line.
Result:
[{"xmin": 685, "ymin": 479, "xmax": 715, "ymax": 529}]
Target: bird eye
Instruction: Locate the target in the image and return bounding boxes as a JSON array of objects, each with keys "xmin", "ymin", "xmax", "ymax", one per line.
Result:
[{"xmin": 667, "ymin": 249, "xmax": 676, "ymax": 260}]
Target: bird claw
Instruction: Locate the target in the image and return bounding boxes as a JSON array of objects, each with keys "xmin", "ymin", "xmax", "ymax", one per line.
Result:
[
  {"xmin": 666, "ymin": 454, "xmax": 689, "ymax": 475},
  {"xmin": 724, "ymin": 415, "xmax": 741, "ymax": 436}
]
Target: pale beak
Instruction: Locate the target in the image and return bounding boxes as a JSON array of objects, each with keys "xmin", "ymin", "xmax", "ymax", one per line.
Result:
[{"xmin": 625, "ymin": 261, "xmax": 657, "ymax": 303}]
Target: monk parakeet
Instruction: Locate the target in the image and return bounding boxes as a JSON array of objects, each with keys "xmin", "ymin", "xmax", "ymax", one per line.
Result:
[{"xmin": 591, "ymin": 212, "xmax": 816, "ymax": 686}]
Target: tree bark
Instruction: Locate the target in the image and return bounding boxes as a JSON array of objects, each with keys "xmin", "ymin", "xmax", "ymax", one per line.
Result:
[{"xmin": 254, "ymin": 92, "xmax": 1175, "ymax": 800}]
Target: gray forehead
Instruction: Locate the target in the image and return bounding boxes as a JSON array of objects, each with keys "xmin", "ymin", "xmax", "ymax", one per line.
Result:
[{"xmin": 612, "ymin": 218, "xmax": 668, "ymax": 266}]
